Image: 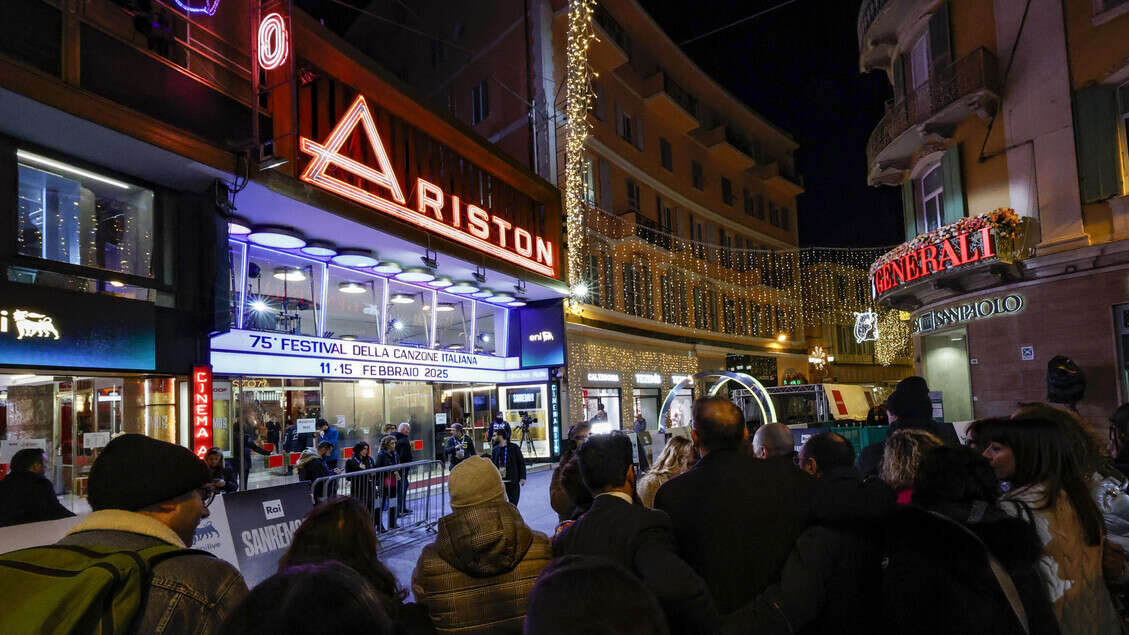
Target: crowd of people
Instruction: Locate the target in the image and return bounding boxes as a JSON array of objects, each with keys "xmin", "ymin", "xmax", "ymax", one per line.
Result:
[{"xmin": 6, "ymin": 375, "xmax": 1129, "ymax": 633}]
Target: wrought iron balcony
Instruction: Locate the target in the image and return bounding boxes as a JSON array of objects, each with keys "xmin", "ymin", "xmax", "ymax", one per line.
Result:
[{"xmin": 866, "ymin": 48, "xmax": 1000, "ymax": 186}]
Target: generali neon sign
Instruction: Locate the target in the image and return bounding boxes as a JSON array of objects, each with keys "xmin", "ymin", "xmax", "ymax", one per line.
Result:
[
  {"xmin": 872, "ymin": 227, "xmax": 995, "ymax": 296},
  {"xmin": 299, "ymin": 95, "xmax": 556, "ymax": 277}
]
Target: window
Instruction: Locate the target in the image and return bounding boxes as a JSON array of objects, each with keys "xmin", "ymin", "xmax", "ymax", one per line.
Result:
[
  {"xmin": 743, "ymin": 189, "xmax": 755, "ymax": 217},
  {"xmin": 430, "ymin": 39, "xmax": 445, "ymax": 69},
  {"xmin": 626, "ymin": 179, "xmax": 641, "ymax": 212},
  {"xmin": 707, "ymin": 290, "xmax": 718, "ymax": 331},
  {"xmin": 780, "ymin": 207, "xmax": 791, "ymax": 231},
  {"xmin": 661, "ymin": 272, "xmax": 688, "ymax": 327},
  {"xmin": 1120, "ymin": 82, "xmax": 1129, "ymax": 165},
  {"xmin": 692, "ymin": 222, "xmax": 705, "ymax": 259},
  {"xmin": 721, "ymin": 177, "xmax": 734, "ymax": 205},
  {"xmin": 693, "ymin": 287, "xmax": 708, "ymax": 329},
  {"xmin": 691, "ymin": 160, "xmax": 704, "ymax": 190},
  {"xmin": 471, "ymin": 80, "xmax": 490, "ymax": 124},
  {"xmin": 593, "ymin": 82, "xmax": 606, "ymax": 121},
  {"xmin": 755, "ymin": 194, "xmax": 765, "ymax": 219},
  {"xmin": 718, "ymin": 229, "xmax": 732, "ymax": 268},
  {"xmin": 1098, "ymin": 0, "xmax": 1129, "ymax": 13},
  {"xmin": 623, "ymin": 260, "xmax": 653, "ymax": 319},
  {"xmin": 620, "ymin": 111, "xmax": 634, "ymax": 144},
  {"xmin": 660, "ymin": 138, "xmax": 673, "ymax": 171},
  {"xmin": 585, "ymin": 250, "xmax": 614, "ymax": 310},
  {"xmin": 921, "ymin": 164, "xmax": 945, "ymax": 232},
  {"xmin": 909, "ymin": 34, "xmax": 930, "ymax": 90},
  {"xmin": 583, "ymin": 159, "xmax": 596, "ymax": 204},
  {"xmin": 769, "ymin": 201, "xmax": 780, "ymax": 227},
  {"xmin": 17, "ymin": 157, "xmax": 156, "ymax": 279},
  {"xmin": 722, "ymin": 295, "xmax": 736, "ymax": 334},
  {"xmin": 243, "ymin": 246, "xmax": 324, "ymax": 337},
  {"xmin": 734, "ymin": 235, "xmax": 745, "ymax": 272}
]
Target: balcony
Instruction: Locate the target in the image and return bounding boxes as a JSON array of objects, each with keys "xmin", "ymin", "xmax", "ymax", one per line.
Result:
[
  {"xmin": 590, "ymin": 4, "xmax": 630, "ymax": 71},
  {"xmin": 641, "ymin": 71, "xmax": 699, "ymax": 132},
  {"xmin": 867, "ymin": 48, "xmax": 1000, "ymax": 186},
  {"xmin": 691, "ymin": 125, "xmax": 756, "ymax": 170},
  {"xmin": 750, "ymin": 161, "xmax": 804, "ymax": 196},
  {"xmin": 857, "ymin": 0, "xmax": 933, "ymax": 73}
]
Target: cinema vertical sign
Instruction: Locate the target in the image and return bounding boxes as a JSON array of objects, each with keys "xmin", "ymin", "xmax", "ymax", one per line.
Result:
[
  {"xmin": 298, "ymin": 95, "xmax": 557, "ymax": 278},
  {"xmin": 193, "ymin": 365, "xmax": 213, "ymax": 459},
  {"xmin": 872, "ymin": 227, "xmax": 996, "ymax": 297}
]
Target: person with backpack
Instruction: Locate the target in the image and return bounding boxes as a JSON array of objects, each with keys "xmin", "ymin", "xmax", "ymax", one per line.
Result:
[{"xmin": 0, "ymin": 434, "xmax": 248, "ymax": 633}]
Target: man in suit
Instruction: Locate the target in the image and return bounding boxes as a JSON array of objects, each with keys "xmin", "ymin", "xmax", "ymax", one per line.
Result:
[
  {"xmin": 394, "ymin": 422, "xmax": 413, "ymax": 517},
  {"xmin": 553, "ymin": 433, "xmax": 717, "ymax": 633},
  {"xmin": 654, "ymin": 397, "xmax": 814, "ymax": 615}
]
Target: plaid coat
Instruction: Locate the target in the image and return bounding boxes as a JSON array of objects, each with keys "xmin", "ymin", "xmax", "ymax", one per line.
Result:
[{"xmin": 412, "ymin": 500, "xmax": 552, "ymax": 633}]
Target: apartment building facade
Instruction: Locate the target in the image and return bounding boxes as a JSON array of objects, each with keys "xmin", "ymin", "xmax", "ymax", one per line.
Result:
[{"xmin": 860, "ymin": 0, "xmax": 1129, "ymax": 427}]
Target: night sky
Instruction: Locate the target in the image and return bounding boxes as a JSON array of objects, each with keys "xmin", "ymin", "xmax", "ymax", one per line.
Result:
[{"xmin": 640, "ymin": 0, "xmax": 904, "ymax": 248}]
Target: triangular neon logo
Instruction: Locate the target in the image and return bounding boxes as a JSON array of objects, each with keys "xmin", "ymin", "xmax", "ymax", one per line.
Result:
[{"xmin": 299, "ymin": 94, "xmax": 406, "ymax": 205}]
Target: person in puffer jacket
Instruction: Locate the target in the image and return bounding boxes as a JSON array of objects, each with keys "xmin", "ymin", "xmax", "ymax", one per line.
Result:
[{"xmin": 411, "ymin": 456, "xmax": 552, "ymax": 634}]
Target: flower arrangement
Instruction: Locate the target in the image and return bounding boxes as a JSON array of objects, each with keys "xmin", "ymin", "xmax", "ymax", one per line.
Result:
[{"xmin": 869, "ymin": 208, "xmax": 1022, "ymax": 276}]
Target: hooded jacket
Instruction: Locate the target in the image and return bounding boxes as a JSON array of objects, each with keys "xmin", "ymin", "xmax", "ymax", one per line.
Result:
[{"xmin": 411, "ymin": 500, "xmax": 552, "ymax": 634}]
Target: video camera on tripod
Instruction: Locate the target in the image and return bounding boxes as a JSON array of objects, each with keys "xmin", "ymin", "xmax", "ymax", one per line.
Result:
[{"xmin": 518, "ymin": 411, "xmax": 536, "ymax": 452}]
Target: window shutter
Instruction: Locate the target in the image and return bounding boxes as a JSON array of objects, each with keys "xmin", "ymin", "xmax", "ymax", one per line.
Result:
[
  {"xmin": 892, "ymin": 55, "xmax": 906, "ymax": 101},
  {"xmin": 598, "ymin": 159, "xmax": 613, "ymax": 211},
  {"xmin": 928, "ymin": 3, "xmax": 951, "ymax": 66},
  {"xmin": 1073, "ymin": 84, "xmax": 1122, "ymax": 203},
  {"xmin": 901, "ymin": 181, "xmax": 918, "ymax": 241},
  {"xmin": 941, "ymin": 145, "xmax": 966, "ymax": 225}
]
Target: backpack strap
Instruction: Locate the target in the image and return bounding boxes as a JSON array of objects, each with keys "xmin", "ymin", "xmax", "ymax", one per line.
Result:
[{"xmin": 923, "ymin": 509, "xmax": 1029, "ymax": 634}]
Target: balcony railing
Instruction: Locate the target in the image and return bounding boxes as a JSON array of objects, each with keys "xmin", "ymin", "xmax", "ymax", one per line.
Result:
[
  {"xmin": 662, "ymin": 73, "xmax": 698, "ymax": 118},
  {"xmin": 857, "ymin": 0, "xmax": 891, "ymax": 48},
  {"xmin": 594, "ymin": 4, "xmax": 630, "ymax": 56},
  {"xmin": 866, "ymin": 47, "xmax": 1000, "ymax": 170}
]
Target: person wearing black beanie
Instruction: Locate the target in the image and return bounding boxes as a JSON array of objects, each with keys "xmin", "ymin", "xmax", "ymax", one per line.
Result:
[
  {"xmin": 857, "ymin": 377, "xmax": 960, "ymax": 478},
  {"xmin": 51, "ymin": 434, "xmax": 249, "ymax": 632}
]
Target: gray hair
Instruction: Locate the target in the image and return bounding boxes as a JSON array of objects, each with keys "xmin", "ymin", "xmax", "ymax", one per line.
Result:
[{"xmin": 397, "ymin": 422, "xmax": 412, "ymax": 434}]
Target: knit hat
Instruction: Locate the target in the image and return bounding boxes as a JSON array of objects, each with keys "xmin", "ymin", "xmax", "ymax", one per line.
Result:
[
  {"xmin": 88, "ymin": 434, "xmax": 212, "ymax": 511},
  {"xmin": 448, "ymin": 456, "xmax": 505, "ymax": 508},
  {"xmin": 885, "ymin": 376, "xmax": 933, "ymax": 420}
]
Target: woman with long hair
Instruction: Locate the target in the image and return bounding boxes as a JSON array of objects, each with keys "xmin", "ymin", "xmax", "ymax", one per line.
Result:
[
  {"xmin": 969, "ymin": 412, "xmax": 1120, "ymax": 634},
  {"xmin": 374, "ymin": 435, "xmax": 400, "ymax": 531},
  {"xmin": 278, "ymin": 498, "xmax": 433, "ymax": 633},
  {"xmin": 879, "ymin": 428, "xmax": 942, "ymax": 504},
  {"xmin": 637, "ymin": 436, "xmax": 698, "ymax": 508}
]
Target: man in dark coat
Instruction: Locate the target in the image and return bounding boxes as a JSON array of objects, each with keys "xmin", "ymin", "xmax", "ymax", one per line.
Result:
[
  {"xmin": 488, "ymin": 412, "xmax": 511, "ymax": 442},
  {"xmin": 443, "ymin": 423, "xmax": 476, "ymax": 469},
  {"xmin": 296, "ymin": 441, "xmax": 334, "ymax": 500},
  {"xmin": 394, "ymin": 423, "xmax": 413, "ymax": 516},
  {"xmin": 726, "ymin": 431, "xmax": 895, "ymax": 634},
  {"xmin": 553, "ymin": 432, "xmax": 718, "ymax": 633},
  {"xmin": 0, "ymin": 449, "xmax": 75, "ymax": 527},
  {"xmin": 856, "ymin": 376, "xmax": 959, "ymax": 478},
  {"xmin": 654, "ymin": 397, "xmax": 814, "ymax": 615},
  {"xmin": 490, "ymin": 430, "xmax": 526, "ymax": 505},
  {"xmin": 235, "ymin": 422, "xmax": 271, "ymax": 490}
]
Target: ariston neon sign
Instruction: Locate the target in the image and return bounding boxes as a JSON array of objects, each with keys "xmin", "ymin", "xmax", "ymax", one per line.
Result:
[
  {"xmin": 257, "ymin": 12, "xmax": 288, "ymax": 71},
  {"xmin": 299, "ymin": 95, "xmax": 556, "ymax": 277}
]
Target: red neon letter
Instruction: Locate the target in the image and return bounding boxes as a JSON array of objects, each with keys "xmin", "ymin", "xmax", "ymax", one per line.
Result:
[
  {"xmin": 491, "ymin": 216, "xmax": 513, "ymax": 248},
  {"xmin": 415, "ymin": 178, "xmax": 444, "ymax": 221},
  {"xmin": 536, "ymin": 237, "xmax": 554, "ymax": 268},
  {"xmin": 467, "ymin": 205, "xmax": 490, "ymax": 239},
  {"xmin": 258, "ymin": 12, "xmax": 288, "ymax": 71},
  {"xmin": 191, "ymin": 365, "xmax": 213, "ymax": 459},
  {"xmin": 514, "ymin": 228, "xmax": 533, "ymax": 257}
]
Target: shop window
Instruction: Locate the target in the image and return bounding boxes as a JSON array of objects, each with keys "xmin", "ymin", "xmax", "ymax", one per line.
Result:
[
  {"xmin": 17, "ymin": 156, "xmax": 155, "ymax": 279},
  {"xmin": 324, "ymin": 269, "xmax": 384, "ymax": 342},
  {"xmin": 921, "ymin": 163, "xmax": 945, "ymax": 232},
  {"xmin": 387, "ymin": 280, "xmax": 433, "ymax": 348},
  {"xmin": 243, "ymin": 246, "xmax": 325, "ymax": 336},
  {"xmin": 435, "ymin": 295, "xmax": 474, "ymax": 351},
  {"xmin": 582, "ymin": 387, "xmax": 621, "ymax": 434},
  {"xmin": 474, "ymin": 303, "xmax": 507, "ymax": 356}
]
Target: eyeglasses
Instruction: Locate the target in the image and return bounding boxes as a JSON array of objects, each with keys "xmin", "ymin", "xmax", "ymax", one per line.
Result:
[{"xmin": 196, "ymin": 487, "xmax": 216, "ymax": 508}]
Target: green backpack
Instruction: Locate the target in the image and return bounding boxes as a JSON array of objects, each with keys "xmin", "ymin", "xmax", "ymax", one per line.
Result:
[{"xmin": 0, "ymin": 543, "xmax": 207, "ymax": 634}]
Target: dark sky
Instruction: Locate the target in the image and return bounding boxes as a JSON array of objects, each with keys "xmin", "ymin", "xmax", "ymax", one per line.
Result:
[{"xmin": 640, "ymin": 0, "xmax": 903, "ymax": 248}]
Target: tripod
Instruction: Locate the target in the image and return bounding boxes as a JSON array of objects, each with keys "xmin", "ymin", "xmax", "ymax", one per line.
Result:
[{"xmin": 519, "ymin": 420, "xmax": 536, "ymax": 455}]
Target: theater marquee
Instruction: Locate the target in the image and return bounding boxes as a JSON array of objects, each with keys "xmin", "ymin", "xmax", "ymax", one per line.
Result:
[{"xmin": 299, "ymin": 95, "xmax": 556, "ymax": 278}]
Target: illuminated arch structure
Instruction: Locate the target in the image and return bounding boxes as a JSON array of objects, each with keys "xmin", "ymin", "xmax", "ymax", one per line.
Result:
[{"xmin": 658, "ymin": 370, "xmax": 777, "ymax": 433}]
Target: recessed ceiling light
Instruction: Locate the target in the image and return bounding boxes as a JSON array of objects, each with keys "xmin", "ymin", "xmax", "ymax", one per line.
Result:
[
  {"xmin": 472, "ymin": 288, "xmax": 494, "ymax": 298},
  {"xmin": 273, "ymin": 267, "xmax": 307, "ymax": 282},
  {"xmin": 447, "ymin": 343, "xmax": 464, "ymax": 350},
  {"xmin": 390, "ymin": 293, "xmax": 416, "ymax": 304},
  {"xmin": 301, "ymin": 240, "xmax": 338, "ymax": 257},
  {"xmin": 332, "ymin": 249, "xmax": 378, "ymax": 268},
  {"xmin": 338, "ymin": 282, "xmax": 366, "ymax": 294},
  {"xmin": 507, "ymin": 300, "xmax": 527, "ymax": 307},
  {"xmin": 372, "ymin": 261, "xmax": 402, "ymax": 274},
  {"xmin": 108, "ymin": 280, "xmax": 125, "ymax": 288},
  {"xmin": 487, "ymin": 293, "xmax": 515, "ymax": 303},
  {"xmin": 428, "ymin": 277, "xmax": 453, "ymax": 288},
  {"xmin": 447, "ymin": 281, "xmax": 480, "ymax": 294},
  {"xmin": 396, "ymin": 267, "xmax": 436, "ymax": 283},
  {"xmin": 435, "ymin": 302, "xmax": 456, "ymax": 312},
  {"xmin": 340, "ymin": 335, "xmax": 356, "ymax": 341},
  {"xmin": 249, "ymin": 225, "xmax": 306, "ymax": 249},
  {"xmin": 228, "ymin": 215, "xmax": 253, "ymax": 236}
]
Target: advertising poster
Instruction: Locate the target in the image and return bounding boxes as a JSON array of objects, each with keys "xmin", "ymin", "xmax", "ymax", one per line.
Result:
[
  {"xmin": 221, "ymin": 483, "xmax": 313, "ymax": 587},
  {"xmin": 190, "ymin": 493, "xmax": 239, "ymax": 568}
]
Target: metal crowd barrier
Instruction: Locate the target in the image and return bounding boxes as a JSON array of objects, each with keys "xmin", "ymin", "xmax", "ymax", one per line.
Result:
[{"xmin": 309, "ymin": 459, "xmax": 447, "ymax": 539}]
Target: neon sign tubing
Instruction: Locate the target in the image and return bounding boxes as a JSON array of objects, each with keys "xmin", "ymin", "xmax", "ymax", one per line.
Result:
[
  {"xmin": 173, "ymin": 0, "xmax": 221, "ymax": 17},
  {"xmin": 258, "ymin": 12, "xmax": 288, "ymax": 71}
]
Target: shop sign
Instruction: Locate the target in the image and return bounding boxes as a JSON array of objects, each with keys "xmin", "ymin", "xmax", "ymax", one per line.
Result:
[
  {"xmin": 672, "ymin": 374, "xmax": 692, "ymax": 386},
  {"xmin": 257, "ymin": 12, "xmax": 289, "ymax": 71},
  {"xmin": 193, "ymin": 366, "xmax": 213, "ymax": 459},
  {"xmin": 634, "ymin": 372, "xmax": 661, "ymax": 385},
  {"xmin": 914, "ymin": 293, "xmax": 1024, "ymax": 334},
  {"xmin": 586, "ymin": 372, "xmax": 620, "ymax": 383},
  {"xmin": 519, "ymin": 302, "xmax": 566, "ymax": 368},
  {"xmin": 549, "ymin": 381, "xmax": 561, "ymax": 455},
  {"xmin": 219, "ymin": 483, "xmax": 312, "ymax": 587},
  {"xmin": 872, "ymin": 227, "xmax": 995, "ymax": 296},
  {"xmin": 211, "ymin": 330, "xmax": 547, "ymax": 384},
  {"xmin": 300, "ymin": 95, "xmax": 556, "ymax": 277}
]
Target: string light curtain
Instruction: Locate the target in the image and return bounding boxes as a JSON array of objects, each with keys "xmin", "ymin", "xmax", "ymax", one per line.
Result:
[{"xmin": 564, "ymin": 0, "xmax": 597, "ymax": 290}]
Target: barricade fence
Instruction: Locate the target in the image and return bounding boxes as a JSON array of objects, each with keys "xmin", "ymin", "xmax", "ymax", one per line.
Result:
[{"xmin": 309, "ymin": 460, "xmax": 447, "ymax": 540}]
